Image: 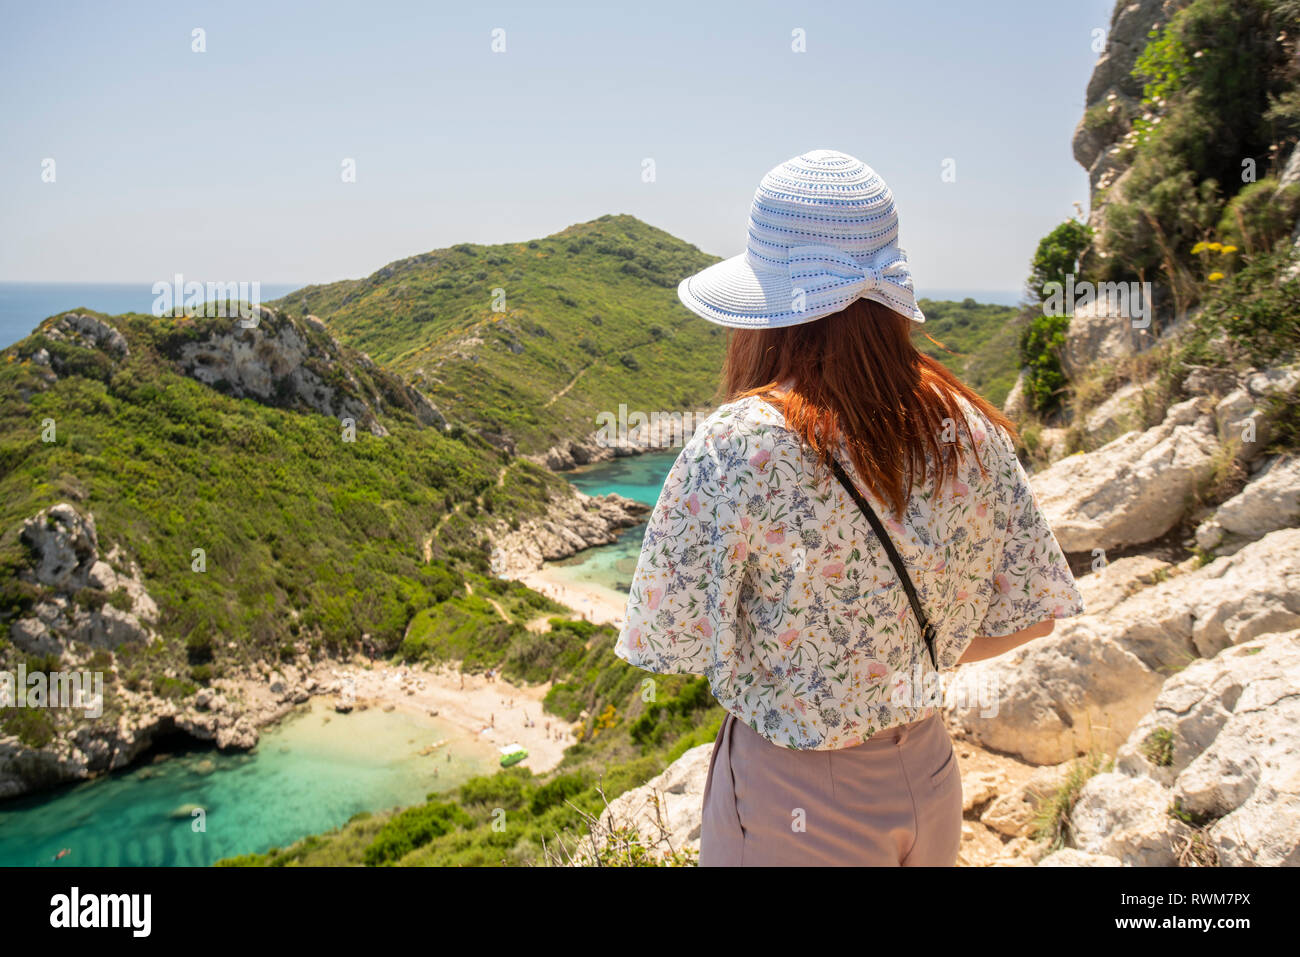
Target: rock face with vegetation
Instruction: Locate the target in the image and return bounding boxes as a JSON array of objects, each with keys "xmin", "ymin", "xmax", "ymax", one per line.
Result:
[
  {"xmin": 949, "ymin": 528, "xmax": 1300, "ymax": 764},
  {"xmin": 1070, "ymin": 631, "xmax": 1300, "ymax": 866},
  {"xmin": 170, "ymin": 310, "xmax": 446, "ymax": 438},
  {"xmin": 9, "ymin": 503, "xmax": 157, "ymax": 658}
]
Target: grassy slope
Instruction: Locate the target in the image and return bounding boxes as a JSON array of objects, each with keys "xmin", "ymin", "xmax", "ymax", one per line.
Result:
[
  {"xmin": 275, "ymin": 214, "xmax": 727, "ymax": 454},
  {"xmin": 914, "ymin": 297, "xmax": 1022, "ymax": 408},
  {"xmin": 0, "ymin": 310, "xmax": 574, "ymax": 736}
]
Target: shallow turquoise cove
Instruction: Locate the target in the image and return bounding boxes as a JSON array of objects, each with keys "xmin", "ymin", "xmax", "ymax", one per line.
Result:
[{"xmin": 0, "ymin": 699, "xmax": 492, "ymax": 867}]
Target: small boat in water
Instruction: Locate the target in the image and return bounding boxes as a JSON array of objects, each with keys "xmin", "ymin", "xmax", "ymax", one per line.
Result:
[{"xmin": 498, "ymin": 743, "xmax": 527, "ymax": 767}]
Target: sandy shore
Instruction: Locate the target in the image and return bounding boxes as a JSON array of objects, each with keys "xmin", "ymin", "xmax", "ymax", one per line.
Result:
[
  {"xmin": 306, "ymin": 659, "xmax": 576, "ymax": 773},
  {"xmin": 516, "ymin": 568, "xmax": 628, "ymax": 628}
]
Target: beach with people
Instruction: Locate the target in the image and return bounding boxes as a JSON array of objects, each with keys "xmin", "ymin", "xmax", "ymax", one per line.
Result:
[{"xmin": 309, "ymin": 659, "xmax": 576, "ymax": 772}]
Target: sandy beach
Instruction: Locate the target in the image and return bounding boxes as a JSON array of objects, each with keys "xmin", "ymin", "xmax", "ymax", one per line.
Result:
[
  {"xmin": 516, "ymin": 567, "xmax": 629, "ymax": 628},
  {"xmin": 306, "ymin": 659, "xmax": 576, "ymax": 773}
]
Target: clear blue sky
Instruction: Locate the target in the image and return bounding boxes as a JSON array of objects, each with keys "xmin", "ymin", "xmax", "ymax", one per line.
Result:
[{"xmin": 0, "ymin": 0, "xmax": 1115, "ymax": 292}]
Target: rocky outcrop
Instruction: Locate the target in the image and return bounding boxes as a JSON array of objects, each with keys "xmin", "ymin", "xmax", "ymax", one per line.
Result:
[
  {"xmin": 1060, "ymin": 298, "xmax": 1158, "ymax": 380},
  {"xmin": 1033, "ymin": 397, "xmax": 1221, "ymax": 553},
  {"xmin": 948, "ymin": 528, "xmax": 1300, "ymax": 764},
  {"xmin": 1082, "ymin": 379, "xmax": 1149, "ymax": 438},
  {"xmin": 8, "ymin": 504, "xmax": 157, "ymax": 657},
  {"xmin": 1210, "ymin": 365, "xmax": 1300, "ymax": 463},
  {"xmin": 1195, "ymin": 455, "xmax": 1300, "ymax": 553},
  {"xmin": 0, "ymin": 645, "xmax": 328, "ymax": 800},
  {"xmin": 0, "ymin": 503, "xmax": 332, "ymax": 799},
  {"xmin": 1069, "ymin": 630, "xmax": 1300, "ymax": 866},
  {"xmin": 1071, "ymin": 772, "xmax": 1195, "ymax": 866},
  {"xmin": 1034, "ymin": 362, "xmax": 1297, "ymax": 554},
  {"xmin": 1072, "ymin": 0, "xmax": 1169, "ymax": 189},
  {"xmin": 29, "ymin": 310, "xmax": 447, "ymax": 437},
  {"xmin": 40, "ymin": 312, "xmax": 130, "ymax": 360},
  {"xmin": 169, "ymin": 311, "xmax": 446, "ymax": 437},
  {"xmin": 580, "ymin": 742, "xmax": 712, "ymax": 862},
  {"xmin": 490, "ymin": 490, "xmax": 649, "ymax": 574},
  {"xmin": 534, "ymin": 436, "xmax": 624, "ymax": 471}
]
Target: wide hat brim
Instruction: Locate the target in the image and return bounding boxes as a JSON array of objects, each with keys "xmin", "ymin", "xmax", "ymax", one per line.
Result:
[{"xmin": 677, "ymin": 247, "xmax": 926, "ymax": 329}]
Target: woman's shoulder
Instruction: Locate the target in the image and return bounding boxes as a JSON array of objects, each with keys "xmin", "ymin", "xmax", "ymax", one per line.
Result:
[
  {"xmin": 667, "ymin": 396, "xmax": 795, "ymax": 493},
  {"xmin": 944, "ymin": 391, "xmax": 1016, "ymax": 457},
  {"xmin": 692, "ymin": 394, "xmax": 789, "ymax": 442}
]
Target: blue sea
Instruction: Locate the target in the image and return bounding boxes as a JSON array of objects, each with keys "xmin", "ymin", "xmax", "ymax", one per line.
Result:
[
  {"xmin": 0, "ymin": 282, "xmax": 301, "ymax": 350},
  {"xmin": 922, "ymin": 289, "xmax": 1026, "ymax": 308}
]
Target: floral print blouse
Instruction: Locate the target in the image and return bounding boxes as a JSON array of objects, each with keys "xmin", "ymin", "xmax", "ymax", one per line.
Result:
[{"xmin": 615, "ymin": 394, "xmax": 1084, "ymax": 750}]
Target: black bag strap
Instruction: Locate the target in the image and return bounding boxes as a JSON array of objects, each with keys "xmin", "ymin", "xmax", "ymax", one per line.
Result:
[{"xmin": 826, "ymin": 456, "xmax": 939, "ymax": 670}]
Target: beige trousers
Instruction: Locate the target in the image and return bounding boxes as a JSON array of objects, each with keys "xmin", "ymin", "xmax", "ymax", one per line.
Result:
[{"xmin": 699, "ymin": 710, "xmax": 963, "ymax": 866}]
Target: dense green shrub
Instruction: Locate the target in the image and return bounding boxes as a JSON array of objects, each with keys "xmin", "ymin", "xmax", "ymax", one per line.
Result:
[
  {"xmin": 1018, "ymin": 313, "xmax": 1071, "ymax": 415},
  {"xmin": 1028, "ymin": 220, "xmax": 1093, "ymax": 301},
  {"xmin": 1216, "ymin": 178, "xmax": 1300, "ymax": 253},
  {"xmin": 362, "ymin": 801, "xmax": 471, "ymax": 865}
]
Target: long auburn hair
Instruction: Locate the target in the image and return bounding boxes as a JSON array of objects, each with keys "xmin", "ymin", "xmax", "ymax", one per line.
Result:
[{"xmin": 721, "ymin": 298, "xmax": 1017, "ymax": 517}]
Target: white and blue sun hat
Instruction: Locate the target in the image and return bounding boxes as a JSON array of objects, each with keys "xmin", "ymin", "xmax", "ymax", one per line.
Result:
[{"xmin": 678, "ymin": 149, "xmax": 924, "ymax": 328}]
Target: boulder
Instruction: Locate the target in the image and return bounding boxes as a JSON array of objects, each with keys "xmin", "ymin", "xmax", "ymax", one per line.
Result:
[
  {"xmin": 947, "ymin": 621, "xmax": 1164, "ymax": 765},
  {"xmin": 1071, "ymin": 772, "xmax": 1194, "ymax": 866},
  {"xmin": 584, "ymin": 742, "xmax": 713, "ymax": 861},
  {"xmin": 1212, "ymin": 366, "xmax": 1299, "ymax": 461},
  {"xmin": 1083, "ymin": 379, "xmax": 1149, "ymax": 438},
  {"xmin": 1074, "ymin": 630, "xmax": 1300, "ymax": 867},
  {"xmin": 1195, "ymin": 455, "xmax": 1300, "ymax": 552},
  {"xmin": 1060, "ymin": 297, "xmax": 1158, "ymax": 380},
  {"xmin": 1033, "ymin": 398, "xmax": 1220, "ymax": 553},
  {"xmin": 948, "ymin": 529, "xmax": 1300, "ymax": 763}
]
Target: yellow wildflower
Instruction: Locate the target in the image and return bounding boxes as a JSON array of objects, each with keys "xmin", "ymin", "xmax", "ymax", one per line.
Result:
[{"xmin": 1208, "ymin": 272, "xmax": 1225, "ymax": 282}]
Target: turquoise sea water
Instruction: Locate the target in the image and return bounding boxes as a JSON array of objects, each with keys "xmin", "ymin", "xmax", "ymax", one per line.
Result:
[
  {"xmin": 0, "ymin": 699, "xmax": 493, "ymax": 867},
  {"xmin": 565, "ymin": 449, "xmax": 678, "ymax": 506},
  {"xmin": 544, "ymin": 450, "xmax": 678, "ymax": 600}
]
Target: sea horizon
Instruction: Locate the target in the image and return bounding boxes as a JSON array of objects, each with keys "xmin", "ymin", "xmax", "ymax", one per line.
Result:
[
  {"xmin": 0, "ymin": 281, "xmax": 1025, "ymax": 351},
  {"xmin": 0, "ymin": 281, "xmax": 304, "ymax": 351}
]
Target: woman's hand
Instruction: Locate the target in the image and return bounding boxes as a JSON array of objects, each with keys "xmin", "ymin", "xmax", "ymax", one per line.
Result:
[{"xmin": 956, "ymin": 619, "xmax": 1055, "ymax": 664}]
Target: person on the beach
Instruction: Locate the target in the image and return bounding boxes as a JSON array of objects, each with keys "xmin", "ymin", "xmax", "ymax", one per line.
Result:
[{"xmin": 615, "ymin": 150, "xmax": 1083, "ymax": 867}]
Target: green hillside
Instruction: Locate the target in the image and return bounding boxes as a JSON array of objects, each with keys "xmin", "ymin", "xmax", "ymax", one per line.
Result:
[
  {"xmin": 275, "ymin": 214, "xmax": 726, "ymax": 455},
  {"xmin": 0, "ymin": 307, "xmax": 723, "ymax": 853},
  {"xmin": 0, "ymin": 309, "xmax": 576, "ymax": 734},
  {"xmin": 913, "ymin": 298, "xmax": 1022, "ymax": 407}
]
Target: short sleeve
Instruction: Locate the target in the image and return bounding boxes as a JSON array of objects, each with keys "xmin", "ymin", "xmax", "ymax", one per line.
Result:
[
  {"xmin": 615, "ymin": 420, "xmax": 752, "ymax": 676},
  {"xmin": 978, "ymin": 429, "xmax": 1085, "ymax": 637}
]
